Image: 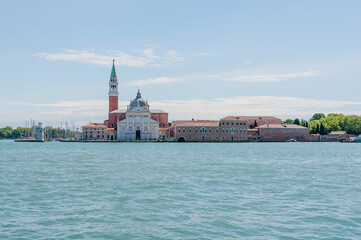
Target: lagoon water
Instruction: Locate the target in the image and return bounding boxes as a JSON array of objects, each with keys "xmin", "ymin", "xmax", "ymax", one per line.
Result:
[{"xmin": 1, "ymin": 141, "xmax": 361, "ymax": 239}]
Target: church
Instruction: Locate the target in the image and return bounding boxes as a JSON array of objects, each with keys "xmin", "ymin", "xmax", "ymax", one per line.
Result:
[
  {"xmin": 116, "ymin": 89, "xmax": 159, "ymax": 140},
  {"xmin": 83, "ymin": 60, "xmax": 168, "ymax": 141}
]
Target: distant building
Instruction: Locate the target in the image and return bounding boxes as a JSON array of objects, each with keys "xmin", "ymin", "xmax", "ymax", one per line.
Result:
[
  {"xmin": 311, "ymin": 131, "xmax": 351, "ymax": 142},
  {"xmin": 327, "ymin": 131, "xmax": 348, "ymax": 141},
  {"xmin": 171, "ymin": 118, "xmax": 248, "ymax": 142},
  {"xmin": 116, "ymin": 90, "xmax": 159, "ymax": 141},
  {"xmin": 83, "ymin": 60, "xmax": 168, "ymax": 141},
  {"xmin": 35, "ymin": 123, "xmax": 44, "ymax": 141},
  {"xmin": 82, "ymin": 123, "xmax": 107, "ymax": 141},
  {"xmin": 103, "ymin": 60, "xmax": 168, "ymax": 140},
  {"xmin": 258, "ymin": 124, "xmax": 309, "ymax": 142},
  {"xmin": 221, "ymin": 116, "xmax": 281, "ymax": 129},
  {"xmin": 247, "ymin": 128, "xmax": 260, "ymax": 141},
  {"xmin": 81, "ymin": 61, "xmax": 311, "ymax": 142}
]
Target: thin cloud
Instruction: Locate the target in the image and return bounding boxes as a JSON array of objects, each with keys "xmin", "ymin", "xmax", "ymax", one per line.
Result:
[
  {"xmin": 128, "ymin": 77, "xmax": 179, "ymax": 86},
  {"xmin": 34, "ymin": 48, "xmax": 185, "ymax": 67},
  {"xmin": 165, "ymin": 50, "xmax": 184, "ymax": 62},
  {"xmin": 2, "ymin": 96, "xmax": 361, "ymax": 127},
  {"xmin": 225, "ymin": 71, "xmax": 321, "ymax": 83}
]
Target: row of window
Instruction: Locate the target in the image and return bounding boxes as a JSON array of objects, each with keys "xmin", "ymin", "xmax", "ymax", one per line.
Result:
[
  {"xmin": 187, "ymin": 136, "xmax": 247, "ymax": 140},
  {"xmin": 265, "ymin": 135, "xmax": 305, "ymax": 139},
  {"xmin": 85, "ymin": 131, "xmax": 106, "ymax": 134},
  {"xmin": 221, "ymin": 122, "xmax": 246, "ymax": 126},
  {"xmin": 177, "ymin": 127, "xmax": 246, "ymax": 133},
  {"xmin": 122, "ymin": 127, "xmax": 150, "ymax": 131},
  {"xmin": 127, "ymin": 115, "xmax": 149, "ymax": 118},
  {"xmin": 263, "ymin": 129, "xmax": 307, "ymax": 133}
]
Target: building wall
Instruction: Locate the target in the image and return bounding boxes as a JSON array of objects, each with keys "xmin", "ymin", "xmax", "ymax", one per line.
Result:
[
  {"xmin": 108, "ymin": 112, "xmax": 168, "ymax": 129},
  {"xmin": 175, "ymin": 126, "xmax": 220, "ymax": 142},
  {"xmin": 219, "ymin": 119, "xmax": 248, "ymax": 141},
  {"xmin": 151, "ymin": 112, "xmax": 168, "ymax": 128},
  {"xmin": 106, "ymin": 129, "xmax": 116, "ymax": 140},
  {"xmin": 36, "ymin": 124, "xmax": 44, "ymax": 141},
  {"xmin": 108, "ymin": 112, "xmax": 125, "ymax": 128},
  {"xmin": 259, "ymin": 125, "xmax": 309, "ymax": 142},
  {"xmin": 109, "ymin": 95, "xmax": 118, "ymax": 113},
  {"xmin": 173, "ymin": 119, "xmax": 247, "ymax": 142},
  {"xmin": 117, "ymin": 108, "xmax": 159, "ymax": 141},
  {"xmin": 83, "ymin": 126, "xmax": 107, "ymax": 140}
]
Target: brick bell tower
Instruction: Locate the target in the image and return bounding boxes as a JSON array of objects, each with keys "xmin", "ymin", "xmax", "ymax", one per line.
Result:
[{"xmin": 108, "ymin": 59, "xmax": 119, "ymax": 128}]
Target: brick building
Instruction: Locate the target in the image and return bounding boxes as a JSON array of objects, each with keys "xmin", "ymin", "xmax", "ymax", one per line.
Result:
[
  {"xmin": 258, "ymin": 124, "xmax": 309, "ymax": 142},
  {"xmin": 221, "ymin": 116, "xmax": 281, "ymax": 129},
  {"xmin": 171, "ymin": 118, "xmax": 248, "ymax": 142}
]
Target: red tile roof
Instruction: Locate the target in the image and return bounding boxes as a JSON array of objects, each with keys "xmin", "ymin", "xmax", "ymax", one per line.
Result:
[
  {"xmin": 83, "ymin": 123, "xmax": 106, "ymax": 127},
  {"xmin": 258, "ymin": 124, "xmax": 308, "ymax": 129},
  {"xmin": 329, "ymin": 131, "xmax": 347, "ymax": 135},
  {"xmin": 221, "ymin": 116, "xmax": 281, "ymax": 121},
  {"xmin": 172, "ymin": 120, "xmax": 220, "ymax": 127},
  {"xmin": 247, "ymin": 129, "xmax": 259, "ymax": 132}
]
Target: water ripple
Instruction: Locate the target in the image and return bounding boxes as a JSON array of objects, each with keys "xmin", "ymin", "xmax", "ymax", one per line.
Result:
[{"xmin": 1, "ymin": 141, "xmax": 361, "ymax": 239}]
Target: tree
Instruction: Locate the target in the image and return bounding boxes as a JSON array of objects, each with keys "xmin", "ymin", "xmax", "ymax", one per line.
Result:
[
  {"xmin": 320, "ymin": 123, "xmax": 325, "ymax": 135},
  {"xmin": 301, "ymin": 119, "xmax": 308, "ymax": 127},
  {"xmin": 310, "ymin": 113, "xmax": 326, "ymax": 121},
  {"xmin": 294, "ymin": 118, "xmax": 300, "ymax": 125},
  {"xmin": 254, "ymin": 120, "xmax": 257, "ymax": 128},
  {"xmin": 283, "ymin": 119, "xmax": 294, "ymax": 124},
  {"xmin": 0, "ymin": 129, "xmax": 7, "ymax": 138},
  {"xmin": 12, "ymin": 129, "xmax": 21, "ymax": 139}
]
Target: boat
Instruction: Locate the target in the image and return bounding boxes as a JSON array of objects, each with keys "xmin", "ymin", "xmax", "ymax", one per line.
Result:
[
  {"xmin": 287, "ymin": 138, "xmax": 297, "ymax": 142},
  {"xmin": 355, "ymin": 135, "xmax": 361, "ymax": 143}
]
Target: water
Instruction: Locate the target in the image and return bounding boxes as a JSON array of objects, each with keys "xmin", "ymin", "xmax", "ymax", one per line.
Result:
[{"xmin": 1, "ymin": 141, "xmax": 361, "ymax": 239}]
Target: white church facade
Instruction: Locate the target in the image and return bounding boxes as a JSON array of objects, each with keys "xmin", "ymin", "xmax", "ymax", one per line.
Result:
[{"xmin": 116, "ymin": 90, "xmax": 159, "ymax": 141}]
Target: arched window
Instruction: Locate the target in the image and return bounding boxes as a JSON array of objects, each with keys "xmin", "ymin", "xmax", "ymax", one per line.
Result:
[{"xmin": 230, "ymin": 127, "xmax": 235, "ymax": 134}]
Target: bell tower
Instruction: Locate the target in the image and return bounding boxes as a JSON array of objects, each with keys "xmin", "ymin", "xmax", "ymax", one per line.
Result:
[{"xmin": 109, "ymin": 59, "xmax": 118, "ymax": 113}]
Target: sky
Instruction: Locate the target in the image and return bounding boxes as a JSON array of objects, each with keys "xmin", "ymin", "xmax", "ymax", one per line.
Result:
[{"xmin": 1, "ymin": 0, "xmax": 361, "ymax": 128}]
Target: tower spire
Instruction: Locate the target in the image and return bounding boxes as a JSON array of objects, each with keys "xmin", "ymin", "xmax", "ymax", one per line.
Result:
[
  {"xmin": 110, "ymin": 59, "xmax": 117, "ymax": 78},
  {"xmin": 108, "ymin": 60, "xmax": 119, "ymax": 116}
]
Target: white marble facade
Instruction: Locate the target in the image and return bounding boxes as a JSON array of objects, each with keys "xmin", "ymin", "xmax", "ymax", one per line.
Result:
[{"xmin": 117, "ymin": 90, "xmax": 159, "ymax": 141}]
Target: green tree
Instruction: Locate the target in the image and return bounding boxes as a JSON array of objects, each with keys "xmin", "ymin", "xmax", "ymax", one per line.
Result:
[
  {"xmin": 310, "ymin": 113, "xmax": 326, "ymax": 121},
  {"xmin": 294, "ymin": 118, "xmax": 300, "ymax": 125},
  {"xmin": 283, "ymin": 119, "xmax": 294, "ymax": 124},
  {"xmin": 320, "ymin": 123, "xmax": 326, "ymax": 135},
  {"xmin": 343, "ymin": 115, "xmax": 361, "ymax": 135},
  {"xmin": 12, "ymin": 129, "xmax": 21, "ymax": 138},
  {"xmin": 0, "ymin": 129, "xmax": 7, "ymax": 138}
]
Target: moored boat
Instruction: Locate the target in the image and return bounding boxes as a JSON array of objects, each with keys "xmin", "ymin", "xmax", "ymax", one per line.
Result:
[{"xmin": 355, "ymin": 135, "xmax": 361, "ymax": 143}]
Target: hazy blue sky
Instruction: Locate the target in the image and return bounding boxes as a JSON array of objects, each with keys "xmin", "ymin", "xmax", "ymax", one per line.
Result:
[{"xmin": 1, "ymin": 0, "xmax": 361, "ymax": 127}]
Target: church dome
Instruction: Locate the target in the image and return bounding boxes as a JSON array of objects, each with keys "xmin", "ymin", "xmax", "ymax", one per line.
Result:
[{"xmin": 129, "ymin": 89, "xmax": 148, "ymax": 108}]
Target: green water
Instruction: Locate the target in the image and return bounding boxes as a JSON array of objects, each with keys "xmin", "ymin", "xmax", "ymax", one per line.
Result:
[{"xmin": 1, "ymin": 141, "xmax": 361, "ymax": 239}]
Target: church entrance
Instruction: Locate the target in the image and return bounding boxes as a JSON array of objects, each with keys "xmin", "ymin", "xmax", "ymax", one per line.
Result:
[{"xmin": 136, "ymin": 130, "xmax": 141, "ymax": 140}]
